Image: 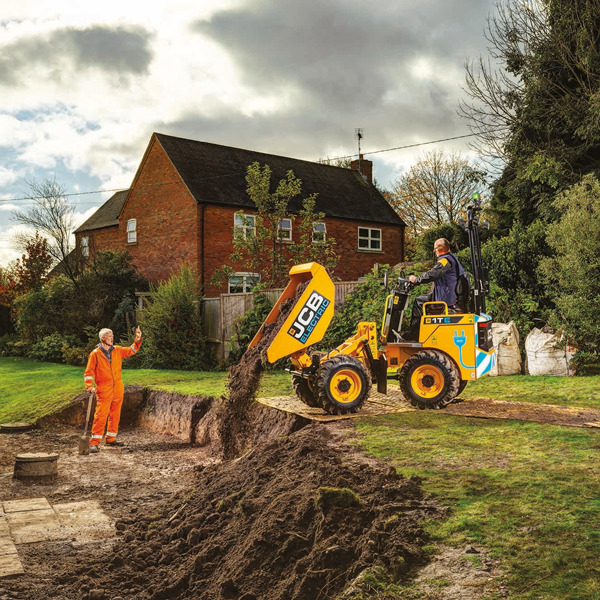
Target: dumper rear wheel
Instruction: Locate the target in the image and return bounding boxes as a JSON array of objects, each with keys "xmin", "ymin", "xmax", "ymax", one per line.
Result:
[
  {"xmin": 399, "ymin": 349, "xmax": 460, "ymax": 410},
  {"xmin": 316, "ymin": 355, "xmax": 371, "ymax": 415},
  {"xmin": 292, "ymin": 375, "xmax": 320, "ymax": 408}
]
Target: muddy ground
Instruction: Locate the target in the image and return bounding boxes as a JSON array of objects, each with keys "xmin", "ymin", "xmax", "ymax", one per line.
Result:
[{"xmin": 0, "ymin": 389, "xmax": 507, "ymax": 600}]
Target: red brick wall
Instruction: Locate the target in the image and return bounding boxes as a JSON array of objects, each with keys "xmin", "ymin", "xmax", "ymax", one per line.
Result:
[
  {"xmin": 75, "ymin": 226, "xmax": 123, "ymax": 264},
  {"xmin": 119, "ymin": 138, "xmax": 199, "ymax": 284},
  {"xmin": 201, "ymin": 205, "xmax": 404, "ymax": 296}
]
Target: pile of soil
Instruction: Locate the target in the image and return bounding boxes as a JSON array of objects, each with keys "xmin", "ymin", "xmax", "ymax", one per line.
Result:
[{"xmin": 44, "ymin": 423, "xmax": 442, "ymax": 600}]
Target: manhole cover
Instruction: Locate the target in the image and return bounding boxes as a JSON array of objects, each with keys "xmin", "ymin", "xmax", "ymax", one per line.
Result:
[{"xmin": 0, "ymin": 422, "xmax": 35, "ymax": 433}]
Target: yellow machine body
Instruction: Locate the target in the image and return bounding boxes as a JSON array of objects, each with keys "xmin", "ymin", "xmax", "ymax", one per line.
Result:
[{"xmin": 249, "ymin": 262, "xmax": 335, "ymax": 364}]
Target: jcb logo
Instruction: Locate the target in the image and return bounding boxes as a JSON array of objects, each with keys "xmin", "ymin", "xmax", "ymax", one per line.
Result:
[{"xmin": 288, "ymin": 291, "xmax": 330, "ymax": 344}]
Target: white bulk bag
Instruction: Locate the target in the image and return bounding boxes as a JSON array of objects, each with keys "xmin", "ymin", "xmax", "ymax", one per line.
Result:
[
  {"xmin": 489, "ymin": 321, "xmax": 522, "ymax": 376},
  {"xmin": 525, "ymin": 328, "xmax": 575, "ymax": 376}
]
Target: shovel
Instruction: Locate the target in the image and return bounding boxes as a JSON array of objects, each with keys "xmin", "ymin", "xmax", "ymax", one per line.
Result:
[{"xmin": 78, "ymin": 391, "xmax": 95, "ymax": 455}]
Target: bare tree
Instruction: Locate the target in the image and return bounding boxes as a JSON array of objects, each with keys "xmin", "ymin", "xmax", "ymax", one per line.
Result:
[
  {"xmin": 388, "ymin": 149, "xmax": 486, "ymax": 238},
  {"xmin": 459, "ymin": 0, "xmax": 600, "ymax": 173},
  {"xmin": 11, "ymin": 178, "xmax": 78, "ymax": 282}
]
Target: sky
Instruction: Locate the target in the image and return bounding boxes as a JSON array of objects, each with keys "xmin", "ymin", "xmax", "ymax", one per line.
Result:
[{"xmin": 0, "ymin": 0, "xmax": 497, "ymax": 267}]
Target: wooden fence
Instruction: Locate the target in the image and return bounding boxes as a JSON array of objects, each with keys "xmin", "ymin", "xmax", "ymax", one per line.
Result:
[{"xmin": 203, "ymin": 281, "xmax": 361, "ymax": 362}]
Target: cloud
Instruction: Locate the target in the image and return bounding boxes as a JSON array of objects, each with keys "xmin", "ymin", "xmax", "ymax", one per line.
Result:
[{"xmin": 0, "ymin": 25, "xmax": 153, "ymax": 87}]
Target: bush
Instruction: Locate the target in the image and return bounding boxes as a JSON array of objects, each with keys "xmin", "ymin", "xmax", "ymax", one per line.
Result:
[
  {"xmin": 28, "ymin": 333, "xmax": 80, "ymax": 363},
  {"xmin": 140, "ymin": 264, "xmax": 210, "ymax": 370},
  {"xmin": 541, "ymin": 175, "xmax": 600, "ymax": 357}
]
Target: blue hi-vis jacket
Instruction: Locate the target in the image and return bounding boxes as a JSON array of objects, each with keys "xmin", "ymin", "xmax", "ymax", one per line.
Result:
[{"xmin": 415, "ymin": 251, "xmax": 465, "ymax": 306}]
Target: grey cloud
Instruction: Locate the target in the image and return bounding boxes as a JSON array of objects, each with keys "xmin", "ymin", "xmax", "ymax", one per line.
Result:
[
  {"xmin": 193, "ymin": 0, "xmax": 494, "ymax": 110},
  {"xmin": 0, "ymin": 25, "xmax": 153, "ymax": 86}
]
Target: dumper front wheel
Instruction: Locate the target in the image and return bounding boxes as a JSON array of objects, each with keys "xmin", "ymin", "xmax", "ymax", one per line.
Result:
[
  {"xmin": 292, "ymin": 375, "xmax": 320, "ymax": 408},
  {"xmin": 316, "ymin": 356, "xmax": 372, "ymax": 415},
  {"xmin": 399, "ymin": 350, "xmax": 460, "ymax": 410}
]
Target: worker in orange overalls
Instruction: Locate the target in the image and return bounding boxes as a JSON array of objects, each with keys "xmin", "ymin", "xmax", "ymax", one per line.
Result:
[{"xmin": 83, "ymin": 326, "xmax": 142, "ymax": 454}]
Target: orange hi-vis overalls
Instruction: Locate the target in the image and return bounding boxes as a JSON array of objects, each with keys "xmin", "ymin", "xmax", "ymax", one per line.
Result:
[{"xmin": 83, "ymin": 338, "xmax": 142, "ymax": 446}]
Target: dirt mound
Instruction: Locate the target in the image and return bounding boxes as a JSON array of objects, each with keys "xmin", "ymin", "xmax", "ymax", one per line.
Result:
[{"xmin": 42, "ymin": 423, "xmax": 441, "ymax": 600}]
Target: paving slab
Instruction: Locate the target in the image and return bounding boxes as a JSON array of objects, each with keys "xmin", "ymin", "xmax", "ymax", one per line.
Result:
[
  {"xmin": 53, "ymin": 501, "xmax": 115, "ymax": 544},
  {"xmin": 6, "ymin": 508, "xmax": 69, "ymax": 545},
  {"xmin": 0, "ymin": 553, "xmax": 24, "ymax": 578},
  {"xmin": 3, "ymin": 498, "xmax": 52, "ymax": 514}
]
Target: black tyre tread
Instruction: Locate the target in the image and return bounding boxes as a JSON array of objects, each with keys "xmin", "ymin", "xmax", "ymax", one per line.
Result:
[
  {"xmin": 292, "ymin": 375, "xmax": 320, "ymax": 408},
  {"xmin": 398, "ymin": 349, "xmax": 460, "ymax": 410},
  {"xmin": 315, "ymin": 355, "xmax": 372, "ymax": 415},
  {"xmin": 456, "ymin": 380, "xmax": 468, "ymax": 397}
]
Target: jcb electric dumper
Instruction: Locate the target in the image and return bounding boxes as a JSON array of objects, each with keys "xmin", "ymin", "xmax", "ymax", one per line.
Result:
[{"xmin": 249, "ymin": 197, "xmax": 496, "ymax": 414}]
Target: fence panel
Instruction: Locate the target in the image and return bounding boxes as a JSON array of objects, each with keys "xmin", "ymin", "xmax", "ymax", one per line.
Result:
[{"xmin": 202, "ymin": 280, "xmax": 361, "ymax": 362}]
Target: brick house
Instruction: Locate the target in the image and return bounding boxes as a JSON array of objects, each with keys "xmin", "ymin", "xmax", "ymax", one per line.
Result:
[{"xmin": 75, "ymin": 133, "xmax": 405, "ymax": 296}]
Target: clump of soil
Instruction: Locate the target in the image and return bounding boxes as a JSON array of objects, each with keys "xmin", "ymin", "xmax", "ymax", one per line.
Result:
[
  {"xmin": 219, "ymin": 283, "xmax": 308, "ymax": 459},
  {"xmin": 48, "ymin": 423, "xmax": 443, "ymax": 600}
]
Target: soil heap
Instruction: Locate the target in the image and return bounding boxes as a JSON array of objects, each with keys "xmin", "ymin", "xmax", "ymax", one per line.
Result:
[{"xmin": 49, "ymin": 424, "xmax": 441, "ymax": 600}]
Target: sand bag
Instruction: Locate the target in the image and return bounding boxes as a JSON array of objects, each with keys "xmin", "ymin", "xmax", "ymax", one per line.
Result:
[
  {"xmin": 525, "ymin": 328, "xmax": 575, "ymax": 376},
  {"xmin": 489, "ymin": 321, "xmax": 522, "ymax": 376}
]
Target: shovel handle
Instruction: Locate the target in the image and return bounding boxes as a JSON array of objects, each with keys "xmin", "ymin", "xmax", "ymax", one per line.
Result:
[{"xmin": 83, "ymin": 390, "xmax": 95, "ymax": 434}]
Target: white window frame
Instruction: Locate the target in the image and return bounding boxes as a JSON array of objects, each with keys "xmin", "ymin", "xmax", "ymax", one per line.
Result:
[
  {"xmin": 234, "ymin": 213, "xmax": 256, "ymax": 239},
  {"xmin": 80, "ymin": 236, "xmax": 89, "ymax": 257},
  {"xmin": 312, "ymin": 222, "xmax": 326, "ymax": 244},
  {"xmin": 358, "ymin": 227, "xmax": 382, "ymax": 251},
  {"xmin": 228, "ymin": 272, "xmax": 260, "ymax": 294},
  {"xmin": 127, "ymin": 219, "xmax": 137, "ymax": 244},
  {"xmin": 277, "ymin": 218, "xmax": 293, "ymax": 242}
]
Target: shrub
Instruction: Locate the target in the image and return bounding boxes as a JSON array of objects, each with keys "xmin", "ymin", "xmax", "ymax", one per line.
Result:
[
  {"xmin": 28, "ymin": 333, "xmax": 80, "ymax": 363},
  {"xmin": 140, "ymin": 264, "xmax": 210, "ymax": 370}
]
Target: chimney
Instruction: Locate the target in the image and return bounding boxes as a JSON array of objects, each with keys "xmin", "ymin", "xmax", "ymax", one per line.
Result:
[{"xmin": 350, "ymin": 154, "xmax": 373, "ymax": 183}]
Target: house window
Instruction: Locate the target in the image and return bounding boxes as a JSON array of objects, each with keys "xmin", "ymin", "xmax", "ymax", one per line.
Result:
[
  {"xmin": 228, "ymin": 273, "xmax": 260, "ymax": 294},
  {"xmin": 313, "ymin": 222, "xmax": 326, "ymax": 244},
  {"xmin": 234, "ymin": 213, "xmax": 256, "ymax": 239},
  {"xmin": 358, "ymin": 227, "xmax": 382, "ymax": 251},
  {"xmin": 127, "ymin": 219, "xmax": 137, "ymax": 244},
  {"xmin": 80, "ymin": 237, "xmax": 89, "ymax": 257},
  {"xmin": 278, "ymin": 218, "xmax": 292, "ymax": 242}
]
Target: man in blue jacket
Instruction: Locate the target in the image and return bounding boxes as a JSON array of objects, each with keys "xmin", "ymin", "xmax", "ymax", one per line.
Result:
[{"xmin": 403, "ymin": 238, "xmax": 465, "ymax": 341}]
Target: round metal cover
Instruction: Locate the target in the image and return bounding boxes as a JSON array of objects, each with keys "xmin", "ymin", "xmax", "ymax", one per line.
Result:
[
  {"xmin": 0, "ymin": 422, "xmax": 35, "ymax": 433},
  {"xmin": 15, "ymin": 453, "xmax": 59, "ymax": 462}
]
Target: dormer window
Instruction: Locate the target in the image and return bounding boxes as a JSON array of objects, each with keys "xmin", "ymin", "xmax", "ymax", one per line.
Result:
[{"xmin": 127, "ymin": 219, "xmax": 137, "ymax": 244}]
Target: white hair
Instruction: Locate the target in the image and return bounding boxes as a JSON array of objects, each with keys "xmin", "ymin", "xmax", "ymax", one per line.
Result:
[{"xmin": 99, "ymin": 328, "xmax": 113, "ymax": 342}]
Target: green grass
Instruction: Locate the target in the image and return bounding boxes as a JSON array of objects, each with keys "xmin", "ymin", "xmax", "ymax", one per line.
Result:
[
  {"xmin": 355, "ymin": 412, "xmax": 600, "ymax": 599},
  {"xmin": 0, "ymin": 357, "xmax": 292, "ymax": 423},
  {"xmin": 464, "ymin": 374, "xmax": 600, "ymax": 409}
]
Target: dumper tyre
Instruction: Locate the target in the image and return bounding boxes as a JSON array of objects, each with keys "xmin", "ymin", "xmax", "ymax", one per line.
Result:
[
  {"xmin": 456, "ymin": 380, "xmax": 468, "ymax": 398},
  {"xmin": 399, "ymin": 349, "xmax": 460, "ymax": 410},
  {"xmin": 316, "ymin": 355, "xmax": 372, "ymax": 415},
  {"xmin": 292, "ymin": 375, "xmax": 320, "ymax": 408}
]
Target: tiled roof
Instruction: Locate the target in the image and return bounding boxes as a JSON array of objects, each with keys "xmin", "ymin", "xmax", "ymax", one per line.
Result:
[
  {"xmin": 75, "ymin": 190, "xmax": 128, "ymax": 233},
  {"xmin": 155, "ymin": 133, "xmax": 404, "ymax": 226}
]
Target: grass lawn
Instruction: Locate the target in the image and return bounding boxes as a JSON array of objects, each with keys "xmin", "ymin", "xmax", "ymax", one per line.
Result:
[
  {"xmin": 0, "ymin": 357, "xmax": 292, "ymax": 423},
  {"xmin": 356, "ymin": 412, "xmax": 600, "ymax": 599}
]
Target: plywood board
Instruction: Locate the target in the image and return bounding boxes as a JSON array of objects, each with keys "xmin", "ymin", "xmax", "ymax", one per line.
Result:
[
  {"xmin": 6, "ymin": 508, "xmax": 69, "ymax": 545},
  {"xmin": 3, "ymin": 498, "xmax": 51, "ymax": 513},
  {"xmin": 0, "ymin": 553, "xmax": 24, "ymax": 578},
  {"xmin": 53, "ymin": 501, "xmax": 115, "ymax": 544}
]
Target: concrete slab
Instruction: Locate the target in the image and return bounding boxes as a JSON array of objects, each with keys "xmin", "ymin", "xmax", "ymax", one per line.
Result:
[
  {"xmin": 0, "ymin": 553, "xmax": 24, "ymax": 578},
  {"xmin": 6, "ymin": 508, "xmax": 70, "ymax": 545},
  {"xmin": 3, "ymin": 498, "xmax": 52, "ymax": 514},
  {"xmin": 53, "ymin": 501, "xmax": 115, "ymax": 544}
]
